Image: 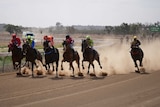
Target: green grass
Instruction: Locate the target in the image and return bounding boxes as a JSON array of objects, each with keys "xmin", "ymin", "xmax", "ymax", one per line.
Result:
[{"xmin": 0, "ymin": 56, "xmax": 12, "ymax": 66}]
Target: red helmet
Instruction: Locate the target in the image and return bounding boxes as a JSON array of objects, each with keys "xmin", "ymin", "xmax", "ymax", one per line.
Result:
[
  {"xmin": 12, "ymin": 34, "xmax": 16, "ymax": 37},
  {"xmin": 43, "ymin": 35, "xmax": 48, "ymax": 40}
]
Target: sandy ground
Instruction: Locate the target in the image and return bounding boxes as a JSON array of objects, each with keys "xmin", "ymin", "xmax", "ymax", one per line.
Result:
[{"xmin": 0, "ymin": 36, "xmax": 160, "ymax": 107}]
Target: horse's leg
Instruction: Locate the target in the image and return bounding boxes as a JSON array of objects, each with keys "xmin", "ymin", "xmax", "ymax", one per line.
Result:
[
  {"xmin": 91, "ymin": 63, "xmax": 95, "ymax": 74},
  {"xmin": 44, "ymin": 64, "xmax": 47, "ymax": 71},
  {"xmin": 70, "ymin": 62, "xmax": 74, "ymax": 76},
  {"xmin": 82, "ymin": 60, "xmax": 85, "ymax": 69},
  {"xmin": 76, "ymin": 59, "xmax": 80, "ymax": 72},
  {"xmin": 61, "ymin": 59, "xmax": 64, "ymax": 70},
  {"xmin": 134, "ymin": 60, "xmax": 138, "ymax": 67},
  {"xmin": 134, "ymin": 60, "xmax": 140, "ymax": 73},
  {"xmin": 96, "ymin": 57, "xmax": 102, "ymax": 69},
  {"xmin": 27, "ymin": 61, "xmax": 30, "ymax": 68},
  {"xmin": 31, "ymin": 62, "xmax": 34, "ymax": 77},
  {"xmin": 52, "ymin": 63, "xmax": 55, "ymax": 71},
  {"xmin": 48, "ymin": 64, "xmax": 51, "ymax": 72},
  {"xmin": 87, "ymin": 63, "xmax": 91, "ymax": 74},
  {"xmin": 13, "ymin": 61, "xmax": 16, "ymax": 70},
  {"xmin": 55, "ymin": 61, "xmax": 59, "ymax": 77},
  {"xmin": 18, "ymin": 61, "xmax": 21, "ymax": 74},
  {"xmin": 139, "ymin": 59, "xmax": 143, "ymax": 67}
]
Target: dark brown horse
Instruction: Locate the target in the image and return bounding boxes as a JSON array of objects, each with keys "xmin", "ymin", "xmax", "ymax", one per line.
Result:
[
  {"xmin": 43, "ymin": 41, "xmax": 59, "ymax": 77},
  {"xmin": 130, "ymin": 47, "xmax": 144, "ymax": 73},
  {"xmin": 8, "ymin": 43, "xmax": 24, "ymax": 73},
  {"xmin": 61, "ymin": 40, "xmax": 80, "ymax": 76},
  {"xmin": 81, "ymin": 39, "xmax": 102, "ymax": 75},
  {"xmin": 22, "ymin": 43, "xmax": 43, "ymax": 77}
]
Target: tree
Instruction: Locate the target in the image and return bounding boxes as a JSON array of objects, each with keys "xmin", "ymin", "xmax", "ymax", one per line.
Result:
[
  {"xmin": 4, "ymin": 24, "xmax": 22, "ymax": 34},
  {"xmin": 120, "ymin": 23, "xmax": 129, "ymax": 35},
  {"xmin": 66, "ymin": 26, "xmax": 75, "ymax": 34}
]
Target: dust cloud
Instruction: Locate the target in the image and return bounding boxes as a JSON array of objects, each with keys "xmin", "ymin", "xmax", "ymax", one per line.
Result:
[{"xmin": 75, "ymin": 38, "xmax": 160, "ymax": 76}]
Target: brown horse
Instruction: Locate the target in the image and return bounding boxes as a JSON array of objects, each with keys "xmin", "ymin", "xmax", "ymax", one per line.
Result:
[
  {"xmin": 22, "ymin": 43, "xmax": 43, "ymax": 77},
  {"xmin": 130, "ymin": 47, "xmax": 144, "ymax": 73},
  {"xmin": 81, "ymin": 39, "xmax": 102, "ymax": 75},
  {"xmin": 61, "ymin": 40, "xmax": 81, "ymax": 76},
  {"xmin": 8, "ymin": 43, "xmax": 24, "ymax": 74}
]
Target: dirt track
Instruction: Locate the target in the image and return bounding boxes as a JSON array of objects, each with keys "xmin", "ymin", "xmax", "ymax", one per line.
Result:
[
  {"xmin": 0, "ymin": 37, "xmax": 160, "ymax": 107},
  {"xmin": 0, "ymin": 70, "xmax": 160, "ymax": 107}
]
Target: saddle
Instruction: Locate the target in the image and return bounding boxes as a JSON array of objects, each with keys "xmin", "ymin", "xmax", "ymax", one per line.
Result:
[{"xmin": 131, "ymin": 47, "xmax": 142, "ymax": 55}]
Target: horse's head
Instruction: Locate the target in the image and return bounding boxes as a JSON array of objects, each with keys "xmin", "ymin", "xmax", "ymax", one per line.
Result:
[
  {"xmin": 62, "ymin": 40, "xmax": 70, "ymax": 51},
  {"xmin": 81, "ymin": 39, "xmax": 88, "ymax": 52},
  {"xmin": 43, "ymin": 41, "xmax": 49, "ymax": 51},
  {"xmin": 8, "ymin": 43, "xmax": 18, "ymax": 52},
  {"xmin": 22, "ymin": 43, "xmax": 30, "ymax": 55}
]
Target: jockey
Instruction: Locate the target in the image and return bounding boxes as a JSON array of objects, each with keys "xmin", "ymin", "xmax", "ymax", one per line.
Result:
[
  {"xmin": 65, "ymin": 35, "xmax": 74, "ymax": 49},
  {"xmin": 86, "ymin": 35, "xmax": 93, "ymax": 48},
  {"xmin": 130, "ymin": 36, "xmax": 141, "ymax": 48},
  {"xmin": 26, "ymin": 35, "xmax": 35, "ymax": 49},
  {"xmin": 43, "ymin": 35, "xmax": 56, "ymax": 53},
  {"xmin": 43, "ymin": 35, "xmax": 49, "ymax": 51},
  {"xmin": 10, "ymin": 34, "xmax": 21, "ymax": 48},
  {"xmin": 47, "ymin": 35, "xmax": 54, "ymax": 48}
]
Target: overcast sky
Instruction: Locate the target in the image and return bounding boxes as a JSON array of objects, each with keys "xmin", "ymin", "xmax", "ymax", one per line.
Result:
[{"xmin": 0, "ymin": 0, "xmax": 160, "ymax": 27}]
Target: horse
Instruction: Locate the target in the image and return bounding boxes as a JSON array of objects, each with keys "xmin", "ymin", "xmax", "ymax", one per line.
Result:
[
  {"xmin": 43, "ymin": 41, "xmax": 59, "ymax": 77},
  {"xmin": 130, "ymin": 46, "xmax": 144, "ymax": 73},
  {"xmin": 61, "ymin": 40, "xmax": 81, "ymax": 76},
  {"xmin": 81, "ymin": 39, "xmax": 102, "ymax": 75},
  {"xmin": 8, "ymin": 43, "xmax": 24, "ymax": 74},
  {"xmin": 22, "ymin": 43, "xmax": 43, "ymax": 77}
]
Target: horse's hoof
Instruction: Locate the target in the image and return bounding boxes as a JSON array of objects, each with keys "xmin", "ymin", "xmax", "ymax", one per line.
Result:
[
  {"xmin": 37, "ymin": 72, "xmax": 43, "ymax": 75},
  {"xmin": 140, "ymin": 67, "xmax": 145, "ymax": 73},
  {"xmin": 17, "ymin": 72, "xmax": 22, "ymax": 76},
  {"xmin": 101, "ymin": 72, "xmax": 108, "ymax": 76},
  {"xmin": 78, "ymin": 72, "xmax": 84, "ymax": 77},
  {"xmin": 100, "ymin": 66, "xmax": 102, "ymax": 69},
  {"xmin": 70, "ymin": 74, "xmax": 75, "ymax": 77},
  {"xmin": 47, "ymin": 72, "xmax": 53, "ymax": 75},
  {"xmin": 90, "ymin": 73, "xmax": 96, "ymax": 77},
  {"xmin": 135, "ymin": 70, "xmax": 140, "ymax": 73}
]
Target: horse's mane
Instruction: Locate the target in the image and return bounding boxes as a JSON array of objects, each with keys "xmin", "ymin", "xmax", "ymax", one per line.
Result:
[{"xmin": 81, "ymin": 39, "xmax": 89, "ymax": 52}]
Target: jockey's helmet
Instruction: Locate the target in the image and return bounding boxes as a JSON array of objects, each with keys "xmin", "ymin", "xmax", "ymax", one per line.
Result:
[
  {"xmin": 48, "ymin": 35, "xmax": 53, "ymax": 42},
  {"xmin": 66, "ymin": 35, "xmax": 70, "ymax": 39},
  {"xmin": 44, "ymin": 35, "xmax": 48, "ymax": 40},
  {"xmin": 27, "ymin": 35, "xmax": 31, "ymax": 40},
  {"xmin": 12, "ymin": 34, "xmax": 16, "ymax": 38},
  {"xmin": 86, "ymin": 35, "xmax": 90, "ymax": 40},
  {"xmin": 133, "ymin": 36, "xmax": 137, "ymax": 40}
]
